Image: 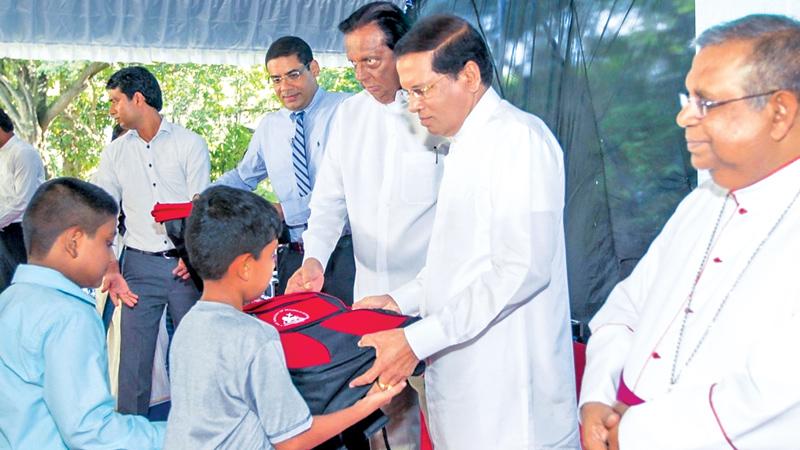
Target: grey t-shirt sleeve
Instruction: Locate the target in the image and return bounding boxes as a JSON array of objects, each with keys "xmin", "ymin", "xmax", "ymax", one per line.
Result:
[{"xmin": 247, "ymin": 328, "xmax": 313, "ymax": 444}]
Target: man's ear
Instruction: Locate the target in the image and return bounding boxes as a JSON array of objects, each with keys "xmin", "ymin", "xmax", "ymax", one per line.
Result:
[
  {"xmin": 460, "ymin": 60, "xmax": 483, "ymax": 93},
  {"xmin": 770, "ymin": 90, "xmax": 799, "ymax": 141},
  {"xmin": 64, "ymin": 227, "xmax": 84, "ymax": 259},
  {"xmin": 309, "ymin": 59, "xmax": 321, "ymax": 77},
  {"xmin": 132, "ymin": 91, "xmax": 147, "ymax": 107}
]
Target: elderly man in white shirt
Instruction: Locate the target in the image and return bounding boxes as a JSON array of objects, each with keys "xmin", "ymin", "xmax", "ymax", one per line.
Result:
[
  {"xmin": 578, "ymin": 14, "xmax": 800, "ymax": 450},
  {"xmin": 350, "ymin": 14, "xmax": 579, "ymax": 450},
  {"xmin": 285, "ymin": 3, "xmax": 445, "ymax": 449},
  {"xmin": 0, "ymin": 108, "xmax": 45, "ymax": 292},
  {"xmin": 93, "ymin": 66, "xmax": 210, "ymax": 416}
]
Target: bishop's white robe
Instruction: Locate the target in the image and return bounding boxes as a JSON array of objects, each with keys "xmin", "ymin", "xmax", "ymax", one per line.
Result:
[{"xmin": 581, "ymin": 158, "xmax": 800, "ymax": 449}]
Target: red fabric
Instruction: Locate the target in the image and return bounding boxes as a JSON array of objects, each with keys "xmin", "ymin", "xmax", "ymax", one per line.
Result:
[
  {"xmin": 151, "ymin": 202, "xmax": 193, "ymax": 223},
  {"xmin": 616, "ymin": 372, "xmax": 645, "ymax": 406},
  {"xmin": 279, "ymin": 332, "xmax": 332, "ymax": 369},
  {"xmin": 420, "ymin": 409, "xmax": 433, "ymax": 450},
  {"xmin": 573, "ymin": 341, "xmax": 587, "ymax": 400},
  {"xmin": 321, "ymin": 309, "xmax": 408, "ymax": 336}
]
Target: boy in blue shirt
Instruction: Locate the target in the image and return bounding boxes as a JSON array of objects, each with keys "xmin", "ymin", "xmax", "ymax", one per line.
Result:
[
  {"xmin": 164, "ymin": 186, "xmax": 404, "ymax": 449},
  {"xmin": 0, "ymin": 177, "xmax": 166, "ymax": 449}
]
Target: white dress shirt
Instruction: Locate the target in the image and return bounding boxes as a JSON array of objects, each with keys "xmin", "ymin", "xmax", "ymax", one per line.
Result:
[
  {"xmin": 0, "ymin": 135, "xmax": 45, "ymax": 228},
  {"xmin": 214, "ymin": 88, "xmax": 350, "ymax": 242},
  {"xmin": 391, "ymin": 88, "xmax": 579, "ymax": 450},
  {"xmin": 303, "ymin": 90, "xmax": 446, "ymax": 299},
  {"xmin": 93, "ymin": 119, "xmax": 210, "ymax": 252},
  {"xmin": 581, "ymin": 158, "xmax": 800, "ymax": 449}
]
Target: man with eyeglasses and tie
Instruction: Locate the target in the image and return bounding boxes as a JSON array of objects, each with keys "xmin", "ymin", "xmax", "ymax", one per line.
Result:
[
  {"xmin": 579, "ymin": 14, "xmax": 800, "ymax": 450},
  {"xmin": 214, "ymin": 36, "xmax": 355, "ymax": 303},
  {"xmin": 285, "ymin": 2, "xmax": 446, "ymax": 449}
]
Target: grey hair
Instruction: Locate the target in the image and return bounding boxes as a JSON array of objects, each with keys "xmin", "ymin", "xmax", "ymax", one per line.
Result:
[{"xmin": 695, "ymin": 14, "xmax": 800, "ymax": 107}]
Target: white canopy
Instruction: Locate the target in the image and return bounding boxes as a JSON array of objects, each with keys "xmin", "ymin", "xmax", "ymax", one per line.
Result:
[{"xmin": 0, "ymin": 0, "xmax": 406, "ymax": 67}]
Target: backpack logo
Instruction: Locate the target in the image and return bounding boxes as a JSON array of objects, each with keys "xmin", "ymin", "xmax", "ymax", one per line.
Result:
[{"xmin": 274, "ymin": 308, "xmax": 310, "ymax": 327}]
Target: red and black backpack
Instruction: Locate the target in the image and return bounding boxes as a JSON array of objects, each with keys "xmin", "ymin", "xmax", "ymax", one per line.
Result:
[{"xmin": 244, "ymin": 292, "xmax": 425, "ymax": 449}]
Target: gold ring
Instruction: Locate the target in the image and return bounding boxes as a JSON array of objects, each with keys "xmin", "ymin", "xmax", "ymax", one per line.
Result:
[{"xmin": 377, "ymin": 381, "xmax": 390, "ymax": 391}]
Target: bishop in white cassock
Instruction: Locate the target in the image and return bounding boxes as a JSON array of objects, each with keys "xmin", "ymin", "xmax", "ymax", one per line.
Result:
[
  {"xmin": 352, "ymin": 15, "xmax": 579, "ymax": 450},
  {"xmin": 580, "ymin": 14, "xmax": 800, "ymax": 450}
]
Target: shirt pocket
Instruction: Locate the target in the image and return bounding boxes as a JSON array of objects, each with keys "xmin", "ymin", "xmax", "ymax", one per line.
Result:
[{"xmin": 400, "ymin": 151, "xmax": 441, "ymax": 205}]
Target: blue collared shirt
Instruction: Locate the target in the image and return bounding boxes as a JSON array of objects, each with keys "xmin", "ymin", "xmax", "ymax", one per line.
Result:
[
  {"xmin": 214, "ymin": 88, "xmax": 350, "ymax": 242},
  {"xmin": 0, "ymin": 264, "xmax": 166, "ymax": 449}
]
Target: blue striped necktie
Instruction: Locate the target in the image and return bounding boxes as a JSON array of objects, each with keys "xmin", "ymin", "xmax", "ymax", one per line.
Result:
[{"xmin": 290, "ymin": 111, "xmax": 312, "ymax": 196}]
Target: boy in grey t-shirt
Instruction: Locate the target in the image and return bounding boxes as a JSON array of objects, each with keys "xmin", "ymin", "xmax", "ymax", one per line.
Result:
[{"xmin": 165, "ymin": 187, "xmax": 404, "ymax": 450}]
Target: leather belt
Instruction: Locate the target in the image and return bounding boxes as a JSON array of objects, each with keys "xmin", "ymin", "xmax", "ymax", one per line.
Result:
[{"xmin": 125, "ymin": 246, "xmax": 180, "ymax": 258}]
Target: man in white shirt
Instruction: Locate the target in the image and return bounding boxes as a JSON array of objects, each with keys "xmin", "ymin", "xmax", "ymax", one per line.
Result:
[
  {"xmin": 350, "ymin": 14, "xmax": 579, "ymax": 450},
  {"xmin": 214, "ymin": 36, "xmax": 355, "ymax": 302},
  {"xmin": 285, "ymin": 3, "xmax": 446, "ymax": 449},
  {"xmin": 93, "ymin": 66, "xmax": 210, "ymax": 415},
  {"xmin": 578, "ymin": 14, "xmax": 800, "ymax": 450},
  {"xmin": 0, "ymin": 108, "xmax": 45, "ymax": 292}
]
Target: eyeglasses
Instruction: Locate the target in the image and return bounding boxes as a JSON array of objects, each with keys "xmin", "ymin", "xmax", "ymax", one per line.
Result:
[
  {"xmin": 678, "ymin": 90, "xmax": 779, "ymax": 118},
  {"xmin": 269, "ymin": 64, "xmax": 309, "ymax": 85},
  {"xmin": 406, "ymin": 76, "xmax": 447, "ymax": 100}
]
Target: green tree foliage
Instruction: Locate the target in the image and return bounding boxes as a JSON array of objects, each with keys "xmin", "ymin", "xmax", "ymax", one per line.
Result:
[
  {"xmin": 0, "ymin": 58, "xmax": 361, "ymax": 202},
  {"xmin": 0, "ymin": 60, "xmax": 109, "ymax": 173}
]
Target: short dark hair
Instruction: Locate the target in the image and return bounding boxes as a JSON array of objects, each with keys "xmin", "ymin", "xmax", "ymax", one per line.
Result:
[
  {"xmin": 338, "ymin": 1, "xmax": 410, "ymax": 50},
  {"xmin": 394, "ymin": 14, "xmax": 494, "ymax": 87},
  {"xmin": 23, "ymin": 178, "xmax": 118, "ymax": 258},
  {"xmin": 266, "ymin": 36, "xmax": 314, "ymax": 66},
  {"xmin": 0, "ymin": 108, "xmax": 13, "ymax": 133},
  {"xmin": 185, "ymin": 186, "xmax": 281, "ymax": 281},
  {"xmin": 695, "ymin": 14, "xmax": 800, "ymax": 106},
  {"xmin": 106, "ymin": 66, "xmax": 163, "ymax": 112}
]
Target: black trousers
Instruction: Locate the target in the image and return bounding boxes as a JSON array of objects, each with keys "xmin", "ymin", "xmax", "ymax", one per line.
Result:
[
  {"xmin": 0, "ymin": 223, "xmax": 26, "ymax": 293},
  {"xmin": 276, "ymin": 234, "xmax": 356, "ymax": 305}
]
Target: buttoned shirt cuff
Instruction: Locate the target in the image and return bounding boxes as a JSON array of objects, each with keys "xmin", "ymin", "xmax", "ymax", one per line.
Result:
[
  {"xmin": 302, "ymin": 241, "xmax": 331, "ymax": 269},
  {"xmin": 404, "ymin": 315, "xmax": 448, "ymax": 361},
  {"xmin": 389, "ymin": 280, "xmax": 423, "ymax": 316}
]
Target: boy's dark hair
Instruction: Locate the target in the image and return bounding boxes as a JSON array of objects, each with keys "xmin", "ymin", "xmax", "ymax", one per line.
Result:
[
  {"xmin": 23, "ymin": 178, "xmax": 118, "ymax": 258},
  {"xmin": 185, "ymin": 186, "xmax": 281, "ymax": 280},
  {"xmin": 266, "ymin": 36, "xmax": 314, "ymax": 66},
  {"xmin": 338, "ymin": 1, "xmax": 410, "ymax": 50},
  {"xmin": 0, "ymin": 108, "xmax": 14, "ymax": 133},
  {"xmin": 106, "ymin": 66, "xmax": 163, "ymax": 112},
  {"xmin": 394, "ymin": 14, "xmax": 494, "ymax": 87}
]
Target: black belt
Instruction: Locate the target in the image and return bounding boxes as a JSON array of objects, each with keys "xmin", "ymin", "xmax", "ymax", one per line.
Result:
[{"xmin": 125, "ymin": 246, "xmax": 180, "ymax": 258}]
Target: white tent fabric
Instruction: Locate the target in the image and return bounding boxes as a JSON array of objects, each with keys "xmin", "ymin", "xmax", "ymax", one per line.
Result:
[{"xmin": 0, "ymin": 0, "xmax": 406, "ymax": 66}]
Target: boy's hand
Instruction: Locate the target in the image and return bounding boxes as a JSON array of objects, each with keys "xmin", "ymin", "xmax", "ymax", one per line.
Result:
[
  {"xmin": 353, "ymin": 295, "xmax": 401, "ymax": 313},
  {"xmin": 172, "ymin": 258, "xmax": 191, "ymax": 280},
  {"xmin": 101, "ymin": 273, "xmax": 139, "ymax": 307},
  {"xmin": 350, "ymin": 328, "xmax": 419, "ymax": 389},
  {"xmin": 361, "ymin": 380, "xmax": 408, "ymax": 410},
  {"xmin": 285, "ymin": 258, "xmax": 324, "ymax": 293}
]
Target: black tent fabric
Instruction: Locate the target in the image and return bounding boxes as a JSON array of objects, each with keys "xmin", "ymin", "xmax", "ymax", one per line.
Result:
[{"xmin": 412, "ymin": 0, "xmax": 696, "ymax": 328}]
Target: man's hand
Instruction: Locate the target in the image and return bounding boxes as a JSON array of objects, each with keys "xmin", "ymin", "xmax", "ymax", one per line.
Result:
[
  {"xmin": 605, "ymin": 402, "xmax": 628, "ymax": 450},
  {"xmin": 101, "ymin": 273, "xmax": 139, "ymax": 307},
  {"xmin": 580, "ymin": 402, "xmax": 620, "ymax": 450},
  {"xmin": 350, "ymin": 328, "xmax": 419, "ymax": 390},
  {"xmin": 285, "ymin": 258, "xmax": 325, "ymax": 293},
  {"xmin": 353, "ymin": 295, "xmax": 401, "ymax": 313},
  {"xmin": 172, "ymin": 258, "xmax": 191, "ymax": 280}
]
